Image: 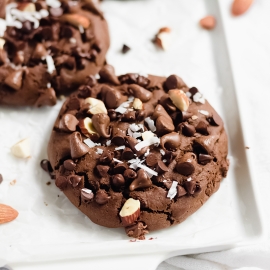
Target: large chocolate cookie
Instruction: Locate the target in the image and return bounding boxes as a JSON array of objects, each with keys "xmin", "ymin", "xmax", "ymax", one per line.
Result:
[
  {"xmin": 0, "ymin": 0, "xmax": 109, "ymax": 107},
  {"xmin": 47, "ymin": 66, "xmax": 229, "ymax": 238}
]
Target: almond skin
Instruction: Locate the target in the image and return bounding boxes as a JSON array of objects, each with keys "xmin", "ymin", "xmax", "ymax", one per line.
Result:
[
  {"xmin": 119, "ymin": 198, "xmax": 140, "ymax": 226},
  {"xmin": 231, "ymin": 0, "xmax": 254, "ymax": 16},
  {"xmin": 0, "ymin": 204, "xmax": 19, "ymax": 224},
  {"xmin": 200, "ymin": 16, "xmax": 216, "ymax": 30}
]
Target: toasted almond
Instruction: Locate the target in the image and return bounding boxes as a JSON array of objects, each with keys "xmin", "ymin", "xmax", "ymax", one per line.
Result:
[
  {"xmin": 199, "ymin": 16, "xmax": 216, "ymax": 30},
  {"xmin": 132, "ymin": 98, "xmax": 143, "ymax": 110},
  {"xmin": 231, "ymin": 0, "xmax": 253, "ymax": 16},
  {"xmin": 0, "ymin": 38, "xmax": 5, "ymax": 50},
  {"xmin": 79, "ymin": 117, "xmax": 100, "ymax": 140},
  {"xmin": 154, "ymin": 27, "xmax": 172, "ymax": 51},
  {"xmin": 168, "ymin": 89, "xmax": 190, "ymax": 112},
  {"xmin": 85, "ymin": 97, "xmax": 107, "ymax": 115},
  {"xmin": 0, "ymin": 204, "xmax": 19, "ymax": 224},
  {"xmin": 60, "ymin": 14, "xmax": 91, "ymax": 29},
  {"xmin": 141, "ymin": 131, "xmax": 155, "ymax": 141},
  {"xmin": 119, "ymin": 198, "xmax": 140, "ymax": 226}
]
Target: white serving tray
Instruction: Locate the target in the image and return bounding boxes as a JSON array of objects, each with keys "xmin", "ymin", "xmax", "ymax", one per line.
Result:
[{"xmin": 0, "ymin": 0, "xmax": 267, "ymax": 269}]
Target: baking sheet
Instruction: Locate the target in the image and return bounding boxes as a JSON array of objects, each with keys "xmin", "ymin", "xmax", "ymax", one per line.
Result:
[{"xmin": 0, "ymin": 0, "xmax": 265, "ymax": 268}]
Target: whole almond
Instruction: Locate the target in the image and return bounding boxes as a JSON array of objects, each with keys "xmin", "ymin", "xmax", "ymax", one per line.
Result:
[
  {"xmin": 0, "ymin": 204, "xmax": 19, "ymax": 224},
  {"xmin": 231, "ymin": 0, "xmax": 254, "ymax": 16},
  {"xmin": 60, "ymin": 14, "xmax": 91, "ymax": 29},
  {"xmin": 199, "ymin": 16, "xmax": 216, "ymax": 30}
]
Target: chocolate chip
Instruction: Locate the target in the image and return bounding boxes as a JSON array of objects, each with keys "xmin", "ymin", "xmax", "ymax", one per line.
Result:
[
  {"xmin": 59, "ymin": 114, "xmax": 79, "ymax": 132},
  {"xmin": 61, "ymin": 25, "xmax": 74, "ymax": 38},
  {"xmin": 184, "ymin": 180, "xmax": 197, "ymax": 195},
  {"xmin": 152, "ymin": 104, "xmax": 171, "ymax": 120},
  {"xmin": 128, "ymin": 84, "xmax": 152, "ymax": 102},
  {"xmin": 92, "ymin": 113, "xmax": 110, "ymax": 138},
  {"xmin": 99, "ymin": 150, "xmax": 114, "ymax": 164},
  {"xmin": 122, "ymin": 44, "xmax": 131, "ymax": 54},
  {"xmin": 189, "ymin": 87, "xmax": 198, "ymax": 96},
  {"xmin": 101, "ymin": 85, "xmax": 125, "ymax": 109},
  {"xmin": 81, "ymin": 188, "xmax": 94, "ymax": 203},
  {"xmin": 182, "ymin": 123, "xmax": 196, "ymax": 137},
  {"xmin": 13, "ymin": 51, "xmax": 24, "ymax": 65},
  {"xmin": 156, "ymin": 160, "xmax": 169, "ymax": 174},
  {"xmin": 137, "ymin": 75, "xmax": 150, "ymax": 87},
  {"xmin": 112, "ymin": 174, "xmax": 125, "ymax": 188},
  {"xmin": 164, "ymin": 75, "xmax": 186, "ymax": 91},
  {"xmin": 122, "ymin": 111, "xmax": 136, "ymax": 122},
  {"xmin": 156, "ymin": 115, "xmax": 175, "ymax": 136},
  {"xmin": 50, "ymin": 7, "xmax": 63, "ymax": 17},
  {"xmin": 176, "ymin": 153, "xmax": 196, "ymax": 176},
  {"xmin": 99, "ymin": 65, "xmax": 120, "ymax": 85},
  {"xmin": 32, "ymin": 43, "xmax": 47, "ymax": 59},
  {"xmin": 125, "ymin": 136, "xmax": 148, "ymax": 157},
  {"xmin": 67, "ymin": 97, "xmax": 81, "ymax": 111},
  {"xmin": 208, "ymin": 112, "xmax": 223, "ymax": 126},
  {"xmin": 123, "ymin": 169, "xmax": 137, "ymax": 180},
  {"xmin": 68, "ymin": 175, "xmax": 82, "ymax": 188},
  {"xmin": 55, "ymin": 176, "xmax": 68, "ymax": 190},
  {"xmin": 4, "ymin": 70, "xmax": 24, "ymax": 91},
  {"xmin": 135, "ymin": 110, "xmax": 145, "ymax": 122},
  {"xmin": 181, "ymin": 111, "xmax": 193, "ymax": 122},
  {"xmin": 159, "ymin": 95, "xmax": 177, "ymax": 112},
  {"xmin": 21, "ymin": 20, "xmax": 32, "ymax": 34},
  {"xmin": 160, "ymin": 132, "xmax": 181, "ymax": 151},
  {"xmin": 96, "ymin": 165, "xmax": 110, "ymax": 177},
  {"xmin": 122, "ymin": 147, "xmax": 134, "ymax": 160},
  {"xmin": 0, "ymin": 49, "xmax": 8, "ymax": 65},
  {"xmin": 40, "ymin": 159, "xmax": 53, "ymax": 173},
  {"xmin": 129, "ymin": 169, "xmax": 152, "ymax": 191},
  {"xmin": 0, "ymin": 174, "xmax": 3, "ymax": 184},
  {"xmin": 95, "ymin": 190, "xmax": 110, "ymax": 205},
  {"xmin": 108, "ymin": 109, "xmax": 118, "ymax": 121},
  {"xmin": 63, "ymin": 159, "xmax": 76, "ymax": 171},
  {"xmin": 78, "ymin": 85, "xmax": 91, "ymax": 98},
  {"xmin": 177, "ymin": 186, "xmax": 187, "ymax": 197},
  {"xmin": 195, "ymin": 121, "xmax": 209, "ymax": 135},
  {"xmin": 198, "ymin": 154, "xmax": 213, "ymax": 165},
  {"xmin": 35, "ymin": 88, "xmax": 57, "ymax": 107},
  {"xmin": 113, "ymin": 163, "xmax": 128, "ymax": 174},
  {"xmin": 86, "ymin": 75, "xmax": 97, "ymax": 87},
  {"xmin": 145, "ymin": 153, "xmax": 158, "ymax": 167},
  {"xmin": 70, "ymin": 132, "xmax": 90, "ymax": 159}
]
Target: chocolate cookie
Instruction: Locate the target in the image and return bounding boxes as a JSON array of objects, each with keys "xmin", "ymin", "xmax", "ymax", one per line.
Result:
[
  {"xmin": 0, "ymin": 0, "xmax": 109, "ymax": 107},
  {"xmin": 47, "ymin": 67, "xmax": 229, "ymax": 238}
]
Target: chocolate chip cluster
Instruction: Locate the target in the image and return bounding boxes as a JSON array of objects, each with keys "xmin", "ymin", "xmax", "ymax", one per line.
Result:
[
  {"xmin": 46, "ymin": 66, "xmax": 229, "ymax": 238},
  {"xmin": 0, "ymin": 0, "xmax": 109, "ymax": 106}
]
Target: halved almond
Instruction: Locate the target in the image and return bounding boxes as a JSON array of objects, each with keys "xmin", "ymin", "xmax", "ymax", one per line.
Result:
[
  {"xmin": 119, "ymin": 198, "xmax": 140, "ymax": 226},
  {"xmin": 168, "ymin": 89, "xmax": 189, "ymax": 112},
  {"xmin": 133, "ymin": 98, "xmax": 143, "ymax": 110},
  {"xmin": 85, "ymin": 97, "xmax": 107, "ymax": 115},
  {"xmin": 79, "ymin": 117, "xmax": 100, "ymax": 140}
]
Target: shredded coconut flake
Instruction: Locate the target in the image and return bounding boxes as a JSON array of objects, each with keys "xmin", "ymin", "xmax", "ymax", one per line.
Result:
[
  {"xmin": 145, "ymin": 117, "xmax": 156, "ymax": 132},
  {"xmin": 0, "ymin": 18, "xmax": 7, "ymax": 37},
  {"xmin": 82, "ymin": 188, "xmax": 92, "ymax": 194},
  {"xmin": 78, "ymin": 25, "xmax": 84, "ymax": 33},
  {"xmin": 167, "ymin": 181, "xmax": 178, "ymax": 199},
  {"xmin": 191, "ymin": 115, "xmax": 198, "ymax": 120},
  {"xmin": 113, "ymin": 158, "xmax": 123, "ymax": 164},
  {"xmin": 84, "ymin": 138, "xmax": 95, "ymax": 148},
  {"xmin": 137, "ymin": 163, "xmax": 158, "ymax": 177},
  {"xmin": 163, "ymin": 159, "xmax": 167, "ymax": 163},
  {"xmin": 160, "ymin": 149, "xmax": 165, "ymax": 155},
  {"xmin": 187, "ymin": 177, "xmax": 192, "ymax": 182},
  {"xmin": 130, "ymin": 123, "xmax": 141, "ymax": 132},
  {"xmin": 186, "ymin": 92, "xmax": 192, "ymax": 98},
  {"xmin": 135, "ymin": 137, "xmax": 160, "ymax": 151},
  {"xmin": 193, "ymin": 92, "xmax": 205, "ymax": 104},
  {"xmin": 115, "ymin": 145, "xmax": 125, "ymax": 150},
  {"xmin": 96, "ymin": 148, "xmax": 103, "ymax": 155},
  {"xmin": 115, "ymin": 106, "xmax": 127, "ymax": 114},
  {"xmin": 144, "ymin": 149, "xmax": 150, "ymax": 157},
  {"xmin": 106, "ymin": 140, "xmax": 111, "ymax": 146},
  {"xmin": 47, "ymin": 83, "xmax": 51, "ymax": 88},
  {"xmin": 198, "ymin": 110, "xmax": 209, "ymax": 116},
  {"xmin": 132, "ymin": 132, "xmax": 142, "ymax": 139},
  {"xmin": 46, "ymin": 0, "xmax": 61, "ymax": 8},
  {"xmin": 70, "ymin": 38, "xmax": 77, "ymax": 44},
  {"xmin": 45, "ymin": 55, "xmax": 55, "ymax": 74}
]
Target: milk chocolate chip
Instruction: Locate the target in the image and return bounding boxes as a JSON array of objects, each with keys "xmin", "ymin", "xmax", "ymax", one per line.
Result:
[
  {"xmin": 112, "ymin": 174, "xmax": 125, "ymax": 188},
  {"xmin": 97, "ymin": 165, "xmax": 110, "ymax": 177},
  {"xmin": 182, "ymin": 123, "xmax": 196, "ymax": 137},
  {"xmin": 156, "ymin": 115, "xmax": 175, "ymax": 136},
  {"xmin": 68, "ymin": 175, "xmax": 82, "ymax": 187},
  {"xmin": 198, "ymin": 154, "xmax": 213, "ymax": 165},
  {"xmin": 4, "ymin": 70, "xmax": 24, "ymax": 91},
  {"xmin": 165, "ymin": 75, "xmax": 186, "ymax": 91},
  {"xmin": 70, "ymin": 132, "xmax": 90, "ymax": 159},
  {"xmin": 152, "ymin": 104, "xmax": 171, "ymax": 120},
  {"xmin": 160, "ymin": 132, "xmax": 181, "ymax": 151},
  {"xmin": 145, "ymin": 153, "xmax": 158, "ymax": 167},
  {"xmin": 177, "ymin": 185, "xmax": 187, "ymax": 197},
  {"xmin": 99, "ymin": 150, "xmax": 114, "ymax": 164},
  {"xmin": 59, "ymin": 114, "xmax": 79, "ymax": 132},
  {"xmin": 208, "ymin": 112, "xmax": 223, "ymax": 126},
  {"xmin": 92, "ymin": 113, "xmax": 110, "ymax": 138},
  {"xmin": 129, "ymin": 169, "xmax": 152, "ymax": 191},
  {"xmin": 156, "ymin": 160, "xmax": 169, "ymax": 174},
  {"xmin": 64, "ymin": 159, "xmax": 76, "ymax": 170},
  {"xmin": 95, "ymin": 189, "xmax": 110, "ymax": 205},
  {"xmin": 35, "ymin": 88, "xmax": 57, "ymax": 107},
  {"xmin": 99, "ymin": 65, "xmax": 120, "ymax": 85},
  {"xmin": 184, "ymin": 180, "xmax": 201, "ymax": 195},
  {"xmin": 124, "ymin": 169, "xmax": 137, "ymax": 180},
  {"xmin": 128, "ymin": 84, "xmax": 152, "ymax": 102},
  {"xmin": 122, "ymin": 147, "xmax": 134, "ymax": 160},
  {"xmin": 176, "ymin": 153, "xmax": 196, "ymax": 176},
  {"xmin": 55, "ymin": 176, "xmax": 68, "ymax": 190},
  {"xmin": 195, "ymin": 121, "xmax": 209, "ymax": 135},
  {"xmin": 101, "ymin": 85, "xmax": 127, "ymax": 109}
]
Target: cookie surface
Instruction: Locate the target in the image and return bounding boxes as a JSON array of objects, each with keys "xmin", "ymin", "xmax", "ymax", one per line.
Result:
[
  {"xmin": 0, "ymin": 0, "xmax": 109, "ymax": 107},
  {"xmin": 47, "ymin": 66, "xmax": 229, "ymax": 238}
]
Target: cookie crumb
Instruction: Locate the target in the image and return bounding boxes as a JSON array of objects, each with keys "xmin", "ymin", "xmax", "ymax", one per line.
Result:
[
  {"xmin": 199, "ymin": 16, "xmax": 216, "ymax": 30},
  {"xmin": 10, "ymin": 179, "xmax": 16, "ymax": 186},
  {"xmin": 0, "ymin": 174, "xmax": 3, "ymax": 184},
  {"xmin": 245, "ymin": 146, "xmax": 250, "ymax": 149},
  {"xmin": 46, "ymin": 181, "xmax": 51, "ymax": 185},
  {"xmin": 44, "ymin": 202, "xmax": 48, "ymax": 206},
  {"xmin": 153, "ymin": 27, "xmax": 172, "ymax": 50}
]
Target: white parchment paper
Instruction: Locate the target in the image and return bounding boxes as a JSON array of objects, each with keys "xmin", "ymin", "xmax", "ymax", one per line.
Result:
[{"xmin": 0, "ymin": 0, "xmax": 251, "ymax": 265}]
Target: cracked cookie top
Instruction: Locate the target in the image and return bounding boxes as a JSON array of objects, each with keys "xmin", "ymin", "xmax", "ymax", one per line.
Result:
[
  {"xmin": 47, "ymin": 65, "xmax": 229, "ymax": 238},
  {"xmin": 0, "ymin": 0, "xmax": 109, "ymax": 106}
]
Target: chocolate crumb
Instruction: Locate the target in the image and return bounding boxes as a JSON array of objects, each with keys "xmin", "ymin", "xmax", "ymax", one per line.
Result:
[
  {"xmin": 122, "ymin": 44, "xmax": 131, "ymax": 54},
  {"xmin": 0, "ymin": 174, "xmax": 3, "ymax": 184},
  {"xmin": 245, "ymin": 146, "xmax": 250, "ymax": 149},
  {"xmin": 46, "ymin": 181, "xmax": 51, "ymax": 185}
]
